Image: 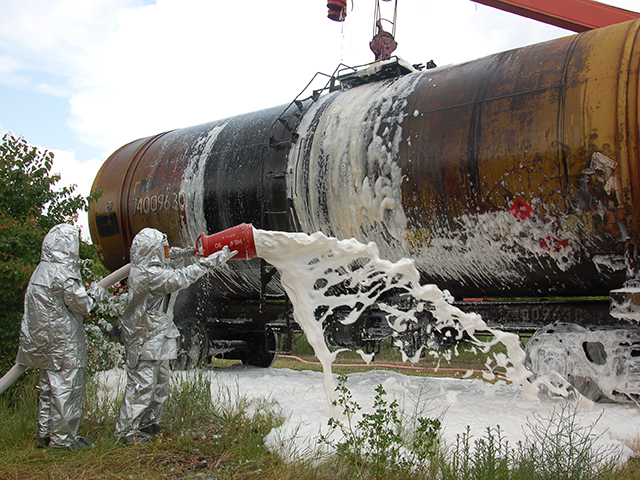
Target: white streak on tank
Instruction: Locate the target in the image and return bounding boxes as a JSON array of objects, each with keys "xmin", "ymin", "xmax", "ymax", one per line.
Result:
[
  {"xmin": 289, "ymin": 73, "xmax": 421, "ymax": 260},
  {"xmin": 181, "ymin": 123, "xmax": 227, "ymax": 244}
]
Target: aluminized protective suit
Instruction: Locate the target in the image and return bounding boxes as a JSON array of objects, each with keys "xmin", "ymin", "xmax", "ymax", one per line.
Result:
[
  {"xmin": 16, "ymin": 223, "xmax": 107, "ymax": 449},
  {"xmin": 115, "ymin": 228, "xmax": 231, "ymax": 441}
]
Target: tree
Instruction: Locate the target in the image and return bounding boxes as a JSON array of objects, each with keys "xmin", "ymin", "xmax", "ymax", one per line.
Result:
[{"xmin": 0, "ymin": 132, "xmax": 103, "ymax": 370}]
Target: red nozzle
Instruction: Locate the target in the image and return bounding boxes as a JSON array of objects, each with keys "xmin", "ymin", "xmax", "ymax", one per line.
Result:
[{"xmin": 195, "ymin": 223, "xmax": 257, "ymax": 261}]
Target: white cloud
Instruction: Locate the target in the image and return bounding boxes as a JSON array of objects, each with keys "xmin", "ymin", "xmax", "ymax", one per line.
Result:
[
  {"xmin": 1, "ymin": 1, "xmax": 140, "ymax": 64},
  {"xmin": 3, "ymin": 0, "xmax": 638, "ymax": 159},
  {"xmin": 68, "ymin": 1, "xmax": 370, "ymax": 155},
  {"xmin": 50, "ymin": 148, "xmax": 103, "ymax": 240},
  {"xmin": 65, "ymin": 0, "xmax": 572, "ymax": 157}
]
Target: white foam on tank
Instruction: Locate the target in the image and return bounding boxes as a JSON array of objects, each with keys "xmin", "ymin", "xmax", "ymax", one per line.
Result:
[
  {"xmin": 412, "ymin": 209, "xmax": 582, "ymax": 292},
  {"xmin": 593, "ymin": 254, "xmax": 626, "ymax": 275},
  {"xmin": 290, "ymin": 73, "xmax": 422, "ymax": 260},
  {"xmin": 253, "ymin": 228, "xmax": 538, "ymax": 412},
  {"xmin": 610, "ymin": 286, "xmax": 640, "ymax": 321},
  {"xmin": 290, "ymin": 70, "xmax": 614, "ymax": 290},
  {"xmin": 180, "ymin": 123, "xmax": 227, "ymax": 244}
]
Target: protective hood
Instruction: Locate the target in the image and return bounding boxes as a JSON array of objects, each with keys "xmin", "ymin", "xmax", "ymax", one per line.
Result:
[
  {"xmin": 130, "ymin": 228, "xmax": 166, "ymax": 267},
  {"xmin": 40, "ymin": 223, "xmax": 79, "ymax": 266}
]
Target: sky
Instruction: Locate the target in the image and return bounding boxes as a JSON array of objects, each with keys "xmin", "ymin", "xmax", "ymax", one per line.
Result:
[
  {"xmin": 1, "ymin": 0, "xmax": 639, "ymax": 239},
  {"xmin": 99, "ymin": 365, "xmax": 640, "ymax": 464}
]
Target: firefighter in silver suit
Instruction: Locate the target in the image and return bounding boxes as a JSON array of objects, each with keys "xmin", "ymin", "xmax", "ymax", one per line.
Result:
[
  {"xmin": 115, "ymin": 228, "xmax": 235, "ymax": 444},
  {"xmin": 16, "ymin": 223, "xmax": 108, "ymax": 450}
]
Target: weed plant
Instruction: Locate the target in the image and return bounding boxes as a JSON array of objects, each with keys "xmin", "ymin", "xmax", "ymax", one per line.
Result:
[
  {"xmin": 319, "ymin": 374, "xmax": 441, "ymax": 478},
  {"xmin": 0, "ymin": 369, "xmax": 39, "ymax": 450},
  {"xmin": 316, "ymin": 375, "xmax": 627, "ymax": 480}
]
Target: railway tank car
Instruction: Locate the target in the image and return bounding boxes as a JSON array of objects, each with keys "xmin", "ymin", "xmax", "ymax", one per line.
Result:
[{"xmin": 89, "ymin": 19, "xmax": 640, "ymax": 401}]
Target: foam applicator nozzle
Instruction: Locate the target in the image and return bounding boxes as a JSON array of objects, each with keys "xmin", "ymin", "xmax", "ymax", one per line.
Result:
[{"xmin": 195, "ymin": 223, "xmax": 256, "ymax": 261}]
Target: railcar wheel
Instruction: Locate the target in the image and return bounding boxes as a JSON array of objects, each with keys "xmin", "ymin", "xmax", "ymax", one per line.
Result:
[{"xmin": 242, "ymin": 332, "xmax": 278, "ymax": 368}]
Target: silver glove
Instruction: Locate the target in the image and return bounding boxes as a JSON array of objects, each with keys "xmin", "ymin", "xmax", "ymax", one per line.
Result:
[
  {"xmin": 199, "ymin": 246, "xmax": 238, "ymax": 269},
  {"xmin": 169, "ymin": 246, "xmax": 196, "ymax": 260},
  {"xmin": 88, "ymin": 282, "xmax": 108, "ymax": 304}
]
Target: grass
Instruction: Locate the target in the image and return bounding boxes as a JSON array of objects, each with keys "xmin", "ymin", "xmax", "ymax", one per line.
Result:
[
  {"xmin": 1, "ymin": 336, "xmax": 639, "ymax": 479},
  {"xmin": 0, "ymin": 369, "xmax": 291, "ymax": 480}
]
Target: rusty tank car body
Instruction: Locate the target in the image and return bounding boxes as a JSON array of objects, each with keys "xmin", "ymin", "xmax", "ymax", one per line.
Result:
[{"xmin": 90, "ymin": 19, "xmax": 640, "ymax": 402}]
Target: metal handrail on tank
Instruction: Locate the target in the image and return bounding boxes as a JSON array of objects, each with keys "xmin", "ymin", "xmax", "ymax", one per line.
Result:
[{"xmin": 270, "ymin": 62, "xmax": 357, "ymax": 141}]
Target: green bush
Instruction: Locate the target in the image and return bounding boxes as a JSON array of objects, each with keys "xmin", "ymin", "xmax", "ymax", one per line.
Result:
[{"xmin": 0, "ymin": 133, "xmax": 103, "ymax": 371}]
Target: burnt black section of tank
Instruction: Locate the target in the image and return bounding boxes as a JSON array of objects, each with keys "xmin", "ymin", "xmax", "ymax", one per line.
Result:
[
  {"xmin": 203, "ymin": 105, "xmax": 288, "ymax": 232},
  {"xmin": 152, "ymin": 124, "xmax": 215, "ymax": 191},
  {"xmin": 95, "ymin": 212, "xmax": 119, "ymax": 237},
  {"xmin": 466, "ymin": 52, "xmax": 524, "ymax": 204}
]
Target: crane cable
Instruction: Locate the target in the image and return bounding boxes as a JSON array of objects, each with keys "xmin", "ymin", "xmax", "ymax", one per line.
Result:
[{"xmin": 373, "ymin": 0, "xmax": 398, "ymax": 37}]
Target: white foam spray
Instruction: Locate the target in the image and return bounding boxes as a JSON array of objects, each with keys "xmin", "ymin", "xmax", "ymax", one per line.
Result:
[{"xmin": 253, "ymin": 228, "xmax": 539, "ymax": 413}]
